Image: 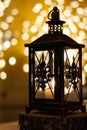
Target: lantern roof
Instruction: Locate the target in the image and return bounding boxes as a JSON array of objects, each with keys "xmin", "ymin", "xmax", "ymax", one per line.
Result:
[
  {"xmin": 25, "ymin": 33, "xmax": 85, "ymax": 48},
  {"xmin": 25, "ymin": 7, "xmax": 85, "ymax": 48}
]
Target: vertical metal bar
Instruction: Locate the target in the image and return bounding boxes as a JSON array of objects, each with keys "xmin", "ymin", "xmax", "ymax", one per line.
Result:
[
  {"xmin": 79, "ymin": 48, "xmax": 82, "ymax": 104},
  {"xmin": 54, "ymin": 48, "xmax": 61, "ymax": 103},
  {"xmin": 60, "ymin": 47, "xmax": 64, "ymax": 107},
  {"xmin": 29, "ymin": 47, "xmax": 34, "ymax": 109},
  {"xmin": 29, "ymin": 47, "xmax": 32, "ymax": 108}
]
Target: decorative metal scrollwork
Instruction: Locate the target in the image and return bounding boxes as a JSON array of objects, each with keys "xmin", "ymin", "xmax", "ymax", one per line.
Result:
[
  {"xmin": 64, "ymin": 49, "xmax": 81, "ymax": 100},
  {"xmin": 35, "ymin": 52, "xmax": 54, "ymax": 91},
  {"xmin": 66, "ymin": 56, "xmax": 80, "ymax": 90}
]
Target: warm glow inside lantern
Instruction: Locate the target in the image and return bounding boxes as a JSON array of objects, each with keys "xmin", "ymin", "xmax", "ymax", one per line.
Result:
[{"xmin": 25, "ymin": 7, "xmax": 86, "ymax": 114}]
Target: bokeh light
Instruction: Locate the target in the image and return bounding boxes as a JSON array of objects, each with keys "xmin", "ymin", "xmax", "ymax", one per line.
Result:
[
  {"xmin": 8, "ymin": 57, "xmax": 16, "ymax": 65},
  {"xmin": 23, "ymin": 64, "xmax": 29, "ymax": 73},
  {"xmin": 0, "ymin": 71, "xmax": 7, "ymax": 80},
  {"xmin": 0, "ymin": 59, "xmax": 6, "ymax": 68}
]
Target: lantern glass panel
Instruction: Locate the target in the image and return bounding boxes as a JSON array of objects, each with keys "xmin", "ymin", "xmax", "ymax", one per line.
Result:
[
  {"xmin": 34, "ymin": 50, "xmax": 55, "ymax": 99},
  {"xmin": 64, "ymin": 48, "xmax": 81, "ymax": 102}
]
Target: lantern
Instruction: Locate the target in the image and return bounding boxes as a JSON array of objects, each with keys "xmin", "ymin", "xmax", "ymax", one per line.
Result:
[{"xmin": 25, "ymin": 7, "xmax": 85, "ymax": 114}]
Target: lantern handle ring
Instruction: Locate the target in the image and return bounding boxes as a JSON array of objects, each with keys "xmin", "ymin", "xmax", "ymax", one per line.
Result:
[{"xmin": 48, "ymin": 6, "xmax": 60, "ymax": 21}]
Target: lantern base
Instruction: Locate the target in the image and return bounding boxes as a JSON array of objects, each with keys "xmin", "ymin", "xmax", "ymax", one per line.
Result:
[
  {"xmin": 25, "ymin": 105, "xmax": 86, "ymax": 115},
  {"xmin": 19, "ymin": 111, "xmax": 87, "ymax": 130}
]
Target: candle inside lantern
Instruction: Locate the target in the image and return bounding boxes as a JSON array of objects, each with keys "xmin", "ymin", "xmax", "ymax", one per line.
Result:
[{"xmin": 35, "ymin": 78, "xmax": 55, "ymax": 99}]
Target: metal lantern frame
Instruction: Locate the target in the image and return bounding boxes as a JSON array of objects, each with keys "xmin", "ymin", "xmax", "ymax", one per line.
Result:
[{"xmin": 25, "ymin": 7, "xmax": 85, "ymax": 114}]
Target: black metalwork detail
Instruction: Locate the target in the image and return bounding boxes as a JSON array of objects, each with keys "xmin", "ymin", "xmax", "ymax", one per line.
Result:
[
  {"xmin": 46, "ymin": 6, "xmax": 65, "ymax": 34},
  {"xmin": 66, "ymin": 56, "xmax": 80, "ymax": 88},
  {"xmin": 65, "ymin": 50, "xmax": 81, "ymax": 100},
  {"xmin": 35, "ymin": 52, "xmax": 54, "ymax": 91}
]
